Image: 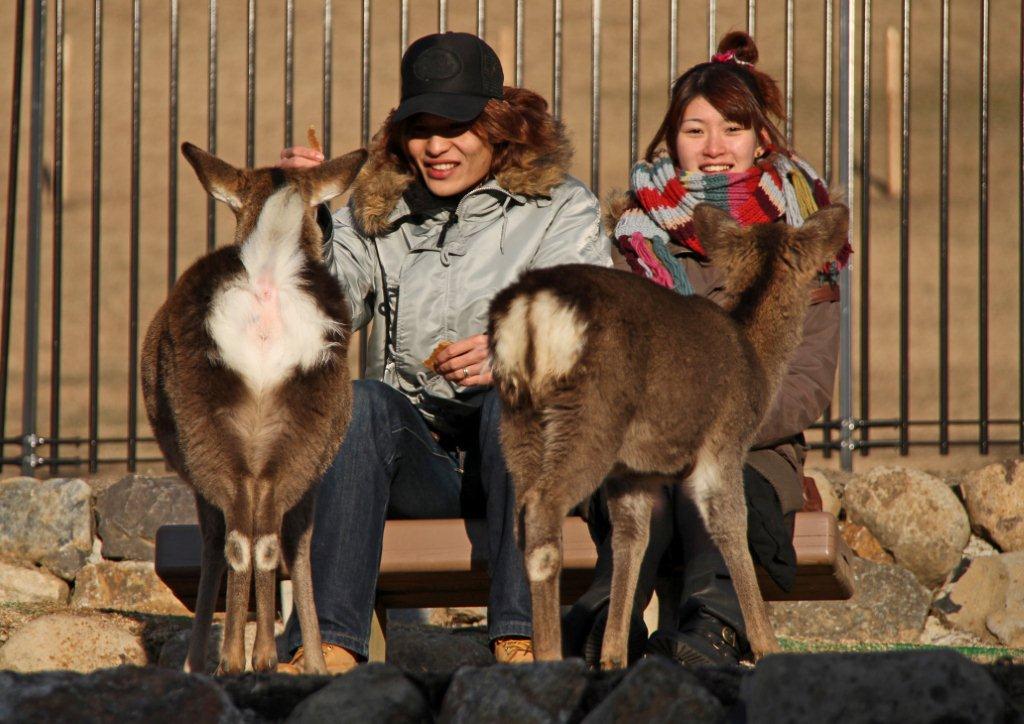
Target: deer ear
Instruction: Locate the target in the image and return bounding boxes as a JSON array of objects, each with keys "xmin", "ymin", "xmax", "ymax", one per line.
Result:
[
  {"xmin": 692, "ymin": 203, "xmax": 744, "ymax": 262},
  {"xmin": 792, "ymin": 204, "xmax": 849, "ymax": 268},
  {"xmin": 305, "ymin": 149, "xmax": 370, "ymax": 206},
  {"xmin": 181, "ymin": 142, "xmax": 244, "ymax": 211}
]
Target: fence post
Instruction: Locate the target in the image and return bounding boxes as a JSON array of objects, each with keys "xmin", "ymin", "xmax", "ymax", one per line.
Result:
[
  {"xmin": 22, "ymin": 0, "xmax": 47, "ymax": 476},
  {"xmin": 838, "ymin": 0, "xmax": 855, "ymax": 471}
]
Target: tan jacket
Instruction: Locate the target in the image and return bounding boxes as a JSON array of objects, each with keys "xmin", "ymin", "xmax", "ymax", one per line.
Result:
[{"xmin": 610, "ymin": 242, "xmax": 840, "ymax": 515}]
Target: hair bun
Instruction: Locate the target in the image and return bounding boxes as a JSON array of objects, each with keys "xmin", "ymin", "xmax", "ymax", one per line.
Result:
[{"xmin": 716, "ymin": 31, "xmax": 759, "ymax": 65}]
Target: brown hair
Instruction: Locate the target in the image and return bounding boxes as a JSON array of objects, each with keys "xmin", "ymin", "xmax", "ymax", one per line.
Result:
[
  {"xmin": 377, "ymin": 86, "xmax": 565, "ymax": 180},
  {"xmin": 644, "ymin": 31, "xmax": 788, "ymax": 165}
]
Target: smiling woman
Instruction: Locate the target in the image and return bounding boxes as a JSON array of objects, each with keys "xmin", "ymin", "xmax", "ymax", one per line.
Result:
[{"xmin": 275, "ymin": 32, "xmax": 610, "ymax": 673}]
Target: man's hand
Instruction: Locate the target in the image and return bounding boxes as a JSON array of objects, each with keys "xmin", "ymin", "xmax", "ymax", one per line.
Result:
[
  {"xmin": 279, "ymin": 146, "xmax": 324, "ymax": 170},
  {"xmin": 435, "ymin": 334, "xmax": 493, "ymax": 388}
]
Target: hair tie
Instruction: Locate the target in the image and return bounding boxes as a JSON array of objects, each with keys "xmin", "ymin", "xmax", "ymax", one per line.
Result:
[{"xmin": 711, "ymin": 49, "xmax": 752, "ymax": 66}]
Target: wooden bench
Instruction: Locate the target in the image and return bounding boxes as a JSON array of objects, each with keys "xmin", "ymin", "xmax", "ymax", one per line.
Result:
[{"xmin": 155, "ymin": 511, "xmax": 854, "ymax": 660}]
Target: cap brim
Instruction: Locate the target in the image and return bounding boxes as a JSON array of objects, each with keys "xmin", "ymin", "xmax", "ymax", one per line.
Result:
[{"xmin": 392, "ymin": 93, "xmax": 490, "ymax": 124}]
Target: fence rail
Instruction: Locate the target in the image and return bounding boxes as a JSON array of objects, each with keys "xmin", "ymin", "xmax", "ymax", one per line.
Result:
[{"xmin": 1, "ymin": 0, "xmax": 1021, "ymax": 475}]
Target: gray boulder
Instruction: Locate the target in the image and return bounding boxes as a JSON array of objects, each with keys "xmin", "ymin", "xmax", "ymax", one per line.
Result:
[
  {"xmin": 71, "ymin": 561, "xmax": 189, "ymax": 615},
  {"xmin": 844, "ymin": 465, "xmax": 969, "ymax": 586},
  {"xmin": 0, "ymin": 667, "xmax": 242, "ymax": 723},
  {"xmin": 932, "ymin": 554, "xmax": 1008, "ymax": 643},
  {"xmin": 962, "ymin": 460, "xmax": 1024, "ymax": 552},
  {"xmin": 740, "ymin": 650, "xmax": 1011, "ymax": 723},
  {"xmin": 386, "ymin": 621, "xmax": 493, "ymax": 674},
  {"xmin": 0, "ymin": 612, "xmax": 147, "ymax": 672},
  {"xmin": 0, "ymin": 560, "xmax": 69, "ymax": 604},
  {"xmin": 287, "ymin": 664, "xmax": 431, "ymax": 723},
  {"xmin": 0, "ymin": 478, "xmax": 92, "ymax": 575},
  {"xmin": 582, "ymin": 656, "xmax": 724, "ymax": 723},
  {"xmin": 770, "ymin": 558, "xmax": 931, "ymax": 643},
  {"xmin": 440, "ymin": 660, "xmax": 588, "ymax": 723},
  {"xmin": 38, "ymin": 544, "xmax": 90, "ymax": 582},
  {"xmin": 95, "ymin": 474, "xmax": 196, "ymax": 561}
]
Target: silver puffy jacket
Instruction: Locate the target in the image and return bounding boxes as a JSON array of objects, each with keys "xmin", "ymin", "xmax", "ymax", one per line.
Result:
[{"xmin": 322, "ymin": 140, "xmax": 611, "ymax": 430}]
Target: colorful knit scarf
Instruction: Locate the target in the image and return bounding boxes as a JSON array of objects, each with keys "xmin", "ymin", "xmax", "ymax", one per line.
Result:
[{"xmin": 615, "ymin": 151, "xmax": 849, "ymax": 295}]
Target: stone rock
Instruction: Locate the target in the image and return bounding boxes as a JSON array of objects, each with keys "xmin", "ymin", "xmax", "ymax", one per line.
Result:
[
  {"xmin": 221, "ymin": 675, "xmax": 331, "ymax": 722},
  {"xmin": 965, "ymin": 534, "xmax": 1001, "ymax": 559},
  {"xmin": 839, "ymin": 521, "xmax": 893, "ymax": 564},
  {"xmin": 71, "ymin": 561, "xmax": 189, "ymax": 615},
  {"xmin": 0, "ymin": 667, "xmax": 242, "ymax": 723},
  {"xmin": 844, "ymin": 466, "xmax": 970, "ymax": 586},
  {"xmin": 38, "ymin": 544, "xmax": 89, "ymax": 582},
  {"xmin": 158, "ymin": 621, "xmax": 287, "ymax": 673},
  {"xmin": 1001, "ymin": 551, "xmax": 1024, "ymax": 609},
  {"xmin": 932, "ymin": 555, "xmax": 1008, "ymax": 643},
  {"xmin": 770, "ymin": 558, "xmax": 930, "ymax": 643},
  {"xmin": 740, "ymin": 650, "xmax": 1011, "ymax": 723},
  {"xmin": 961, "ymin": 460, "xmax": 1024, "ymax": 552},
  {"xmin": 987, "ymin": 608, "xmax": 1024, "ymax": 648},
  {"xmin": 386, "ymin": 621, "xmax": 493, "ymax": 675},
  {"xmin": 919, "ymin": 614, "xmax": 989, "ymax": 648},
  {"xmin": 804, "ymin": 467, "xmax": 842, "ymax": 517},
  {"xmin": 95, "ymin": 474, "xmax": 196, "ymax": 561},
  {"xmin": 0, "ymin": 478, "xmax": 92, "ymax": 571},
  {"xmin": 287, "ymin": 664, "xmax": 431, "ymax": 723},
  {"xmin": 440, "ymin": 660, "xmax": 588, "ymax": 723},
  {"xmin": 582, "ymin": 657, "xmax": 724, "ymax": 723},
  {"xmin": 0, "ymin": 561, "xmax": 69, "ymax": 604},
  {"xmin": 0, "ymin": 613, "xmax": 147, "ymax": 672}
]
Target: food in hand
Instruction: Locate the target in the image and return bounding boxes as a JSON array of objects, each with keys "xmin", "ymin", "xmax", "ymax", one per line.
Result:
[
  {"xmin": 423, "ymin": 340, "xmax": 453, "ymax": 373},
  {"xmin": 307, "ymin": 125, "xmax": 322, "ymax": 154}
]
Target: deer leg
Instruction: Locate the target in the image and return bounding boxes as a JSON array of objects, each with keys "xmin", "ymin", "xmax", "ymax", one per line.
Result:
[
  {"xmin": 251, "ymin": 482, "xmax": 282, "ymax": 672},
  {"xmin": 599, "ymin": 480, "xmax": 656, "ymax": 670},
  {"xmin": 691, "ymin": 451, "xmax": 779, "ymax": 660},
  {"xmin": 521, "ymin": 491, "xmax": 567, "ymax": 661},
  {"xmin": 218, "ymin": 489, "xmax": 255, "ymax": 676},
  {"xmin": 186, "ymin": 495, "xmax": 226, "ymax": 674},
  {"xmin": 282, "ymin": 492, "xmax": 326, "ymax": 674}
]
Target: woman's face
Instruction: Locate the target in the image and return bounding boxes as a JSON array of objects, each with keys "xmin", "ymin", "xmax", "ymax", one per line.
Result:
[
  {"xmin": 675, "ymin": 95, "xmax": 761, "ymax": 173},
  {"xmin": 405, "ymin": 114, "xmax": 494, "ymax": 197}
]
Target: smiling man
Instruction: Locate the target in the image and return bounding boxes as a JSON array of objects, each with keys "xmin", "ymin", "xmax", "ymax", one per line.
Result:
[{"xmin": 276, "ymin": 32, "xmax": 611, "ymax": 673}]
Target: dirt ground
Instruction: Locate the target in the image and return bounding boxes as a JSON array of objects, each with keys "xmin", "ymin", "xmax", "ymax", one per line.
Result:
[{"xmin": 0, "ymin": 0, "xmax": 1021, "ymax": 476}]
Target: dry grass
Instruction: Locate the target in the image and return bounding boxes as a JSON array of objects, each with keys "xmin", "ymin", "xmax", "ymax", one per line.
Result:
[{"xmin": 0, "ymin": 1, "xmax": 1020, "ymax": 476}]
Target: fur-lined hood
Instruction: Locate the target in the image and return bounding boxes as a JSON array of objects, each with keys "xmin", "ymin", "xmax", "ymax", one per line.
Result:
[{"xmin": 348, "ymin": 125, "xmax": 574, "ymax": 237}]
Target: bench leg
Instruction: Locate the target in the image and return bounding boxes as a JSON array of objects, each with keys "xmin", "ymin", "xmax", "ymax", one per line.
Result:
[{"xmin": 368, "ymin": 602, "xmax": 387, "ymax": 663}]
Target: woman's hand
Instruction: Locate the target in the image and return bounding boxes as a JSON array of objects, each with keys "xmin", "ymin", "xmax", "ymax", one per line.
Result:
[
  {"xmin": 279, "ymin": 146, "xmax": 324, "ymax": 170},
  {"xmin": 435, "ymin": 334, "xmax": 493, "ymax": 387}
]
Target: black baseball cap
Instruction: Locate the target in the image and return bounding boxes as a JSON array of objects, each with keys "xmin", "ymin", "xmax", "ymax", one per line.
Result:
[{"xmin": 393, "ymin": 32, "xmax": 504, "ymax": 124}]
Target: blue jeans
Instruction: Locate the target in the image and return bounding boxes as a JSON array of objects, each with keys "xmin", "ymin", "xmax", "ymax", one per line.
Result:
[{"xmin": 283, "ymin": 380, "xmax": 532, "ymax": 658}]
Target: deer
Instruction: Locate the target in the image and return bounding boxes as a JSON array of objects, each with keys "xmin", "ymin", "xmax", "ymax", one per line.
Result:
[
  {"xmin": 141, "ymin": 142, "xmax": 367, "ymax": 675},
  {"xmin": 487, "ymin": 202, "xmax": 848, "ymax": 669}
]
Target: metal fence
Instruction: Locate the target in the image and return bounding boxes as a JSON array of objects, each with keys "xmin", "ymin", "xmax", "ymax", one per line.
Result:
[{"xmin": 1, "ymin": 0, "xmax": 1021, "ymax": 475}]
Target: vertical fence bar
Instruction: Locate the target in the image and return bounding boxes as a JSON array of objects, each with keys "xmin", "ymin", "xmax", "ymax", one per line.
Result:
[
  {"xmin": 515, "ymin": 0, "xmax": 523, "ymax": 87},
  {"xmin": 669, "ymin": 0, "xmax": 677, "ymax": 85},
  {"xmin": 49, "ymin": 0, "xmax": 65, "ymax": 475},
  {"xmin": 838, "ymin": 0, "xmax": 855, "ymax": 470},
  {"xmin": 747, "ymin": 0, "xmax": 755, "ymax": 36},
  {"xmin": 88, "ymin": 0, "xmax": 102, "ymax": 472},
  {"xmin": 1, "ymin": 0, "xmax": 27, "ymax": 462},
  {"xmin": 939, "ymin": 0, "xmax": 949, "ymax": 453},
  {"xmin": 629, "ymin": 0, "xmax": 639, "ymax": 166},
  {"xmin": 127, "ymin": 0, "xmax": 141, "ymax": 472},
  {"xmin": 707, "ymin": 0, "xmax": 716, "ymax": 58},
  {"xmin": 246, "ymin": 0, "xmax": 255, "ymax": 168},
  {"xmin": 978, "ymin": 0, "xmax": 990, "ymax": 454},
  {"xmin": 784, "ymin": 0, "xmax": 794, "ymax": 144},
  {"xmin": 400, "ymin": 0, "xmax": 409, "ymax": 55},
  {"xmin": 821, "ymin": 0, "xmax": 834, "ymax": 456},
  {"xmin": 361, "ymin": 0, "xmax": 370, "ymax": 147},
  {"xmin": 323, "ymin": 0, "xmax": 332, "ymax": 157},
  {"xmin": 284, "ymin": 0, "xmax": 294, "ymax": 148},
  {"xmin": 439, "ymin": 0, "xmax": 446, "ymax": 33},
  {"xmin": 477, "ymin": 0, "xmax": 485, "ymax": 38},
  {"xmin": 591, "ymin": 0, "xmax": 600, "ymax": 195},
  {"xmin": 168, "ymin": 0, "xmax": 178, "ymax": 290},
  {"xmin": 207, "ymin": 0, "xmax": 217, "ymax": 251},
  {"xmin": 1020, "ymin": 0, "xmax": 1024, "ymax": 455},
  {"xmin": 22, "ymin": 0, "xmax": 48, "ymax": 475},
  {"xmin": 552, "ymin": 0, "xmax": 562, "ymax": 119},
  {"xmin": 898, "ymin": 0, "xmax": 911, "ymax": 455},
  {"xmin": 858, "ymin": 0, "xmax": 871, "ymax": 455}
]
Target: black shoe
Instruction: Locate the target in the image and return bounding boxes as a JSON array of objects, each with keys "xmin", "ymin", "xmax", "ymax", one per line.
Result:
[
  {"xmin": 580, "ymin": 603, "xmax": 649, "ymax": 669},
  {"xmin": 645, "ymin": 611, "xmax": 743, "ymax": 668}
]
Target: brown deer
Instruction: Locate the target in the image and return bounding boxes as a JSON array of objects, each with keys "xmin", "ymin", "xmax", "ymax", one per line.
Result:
[
  {"xmin": 141, "ymin": 142, "xmax": 367, "ymax": 675},
  {"xmin": 488, "ymin": 203, "xmax": 848, "ymax": 669}
]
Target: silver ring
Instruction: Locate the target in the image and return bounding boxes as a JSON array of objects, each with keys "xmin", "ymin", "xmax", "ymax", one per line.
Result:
[{"xmin": 462, "ymin": 367, "xmax": 470, "ymax": 380}]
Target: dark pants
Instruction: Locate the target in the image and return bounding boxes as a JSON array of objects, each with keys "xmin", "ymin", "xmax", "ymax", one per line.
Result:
[
  {"xmin": 283, "ymin": 380, "xmax": 532, "ymax": 658},
  {"xmin": 565, "ymin": 465, "xmax": 795, "ymax": 652}
]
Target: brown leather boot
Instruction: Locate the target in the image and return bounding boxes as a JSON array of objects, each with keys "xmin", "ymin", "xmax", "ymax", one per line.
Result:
[
  {"xmin": 276, "ymin": 643, "xmax": 359, "ymax": 675},
  {"xmin": 493, "ymin": 637, "xmax": 535, "ymax": 664}
]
